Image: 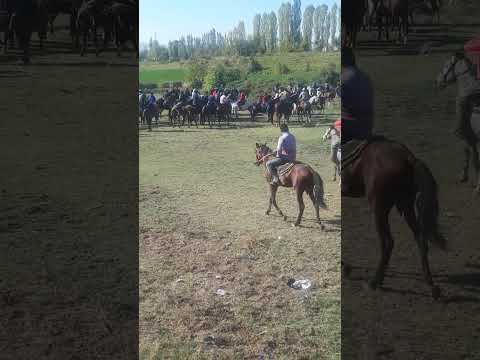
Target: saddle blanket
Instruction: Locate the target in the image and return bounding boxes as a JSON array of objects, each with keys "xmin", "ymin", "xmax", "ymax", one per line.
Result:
[{"xmin": 278, "ymin": 161, "xmax": 302, "ymax": 176}]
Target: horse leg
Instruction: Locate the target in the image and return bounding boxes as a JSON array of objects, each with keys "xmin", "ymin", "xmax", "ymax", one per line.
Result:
[
  {"xmin": 94, "ymin": 24, "xmax": 99, "ymax": 57},
  {"xmin": 369, "ymin": 199, "xmax": 394, "ymax": 289},
  {"xmin": 403, "ymin": 203, "xmax": 440, "ymax": 299},
  {"xmin": 307, "ymin": 188, "xmax": 321, "ymax": 226},
  {"xmin": 294, "ymin": 188, "xmax": 305, "ymax": 227},
  {"xmin": 460, "ymin": 144, "xmax": 471, "ymax": 183},
  {"xmin": 270, "ymin": 185, "xmax": 287, "ymax": 221},
  {"xmin": 266, "ymin": 186, "xmax": 273, "ymax": 215},
  {"xmin": 473, "ymin": 143, "xmax": 480, "ymax": 194}
]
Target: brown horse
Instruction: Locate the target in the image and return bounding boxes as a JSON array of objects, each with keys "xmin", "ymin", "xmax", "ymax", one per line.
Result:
[
  {"xmin": 341, "ymin": 136, "xmax": 446, "ymax": 299},
  {"xmin": 273, "ymin": 99, "xmax": 294, "ymax": 127},
  {"xmin": 254, "ymin": 143, "xmax": 327, "ymax": 228}
]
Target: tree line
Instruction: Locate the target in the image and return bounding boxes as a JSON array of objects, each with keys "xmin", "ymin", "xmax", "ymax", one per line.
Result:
[{"xmin": 140, "ymin": 0, "xmax": 339, "ymax": 62}]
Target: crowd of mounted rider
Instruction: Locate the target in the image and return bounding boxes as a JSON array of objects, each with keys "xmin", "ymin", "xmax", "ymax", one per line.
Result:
[
  {"xmin": 343, "ymin": 0, "xmax": 442, "ymax": 48},
  {"xmin": 0, "ymin": 0, "xmax": 138, "ymax": 63},
  {"xmin": 138, "ymin": 82, "xmax": 339, "ymax": 130}
]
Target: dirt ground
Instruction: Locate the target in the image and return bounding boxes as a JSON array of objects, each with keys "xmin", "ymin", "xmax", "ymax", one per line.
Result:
[
  {"xmin": 139, "ymin": 121, "xmax": 341, "ymax": 359},
  {"xmin": 0, "ymin": 16, "xmax": 138, "ymax": 359},
  {"xmin": 342, "ymin": 9, "xmax": 480, "ymax": 360}
]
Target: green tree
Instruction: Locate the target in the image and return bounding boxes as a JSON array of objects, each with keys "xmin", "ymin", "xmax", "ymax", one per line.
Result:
[
  {"xmin": 302, "ymin": 5, "xmax": 315, "ymax": 51},
  {"xmin": 291, "ymin": 0, "xmax": 302, "ymax": 48}
]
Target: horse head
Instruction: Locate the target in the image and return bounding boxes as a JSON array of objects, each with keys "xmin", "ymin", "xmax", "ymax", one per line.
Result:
[{"xmin": 254, "ymin": 143, "xmax": 271, "ymax": 166}]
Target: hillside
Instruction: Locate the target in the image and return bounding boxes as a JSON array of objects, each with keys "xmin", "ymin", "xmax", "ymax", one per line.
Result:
[{"xmin": 139, "ymin": 51, "xmax": 339, "ymax": 96}]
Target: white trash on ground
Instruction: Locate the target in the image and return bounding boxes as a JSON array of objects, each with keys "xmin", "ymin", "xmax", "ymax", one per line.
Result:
[
  {"xmin": 216, "ymin": 289, "xmax": 226, "ymax": 296},
  {"xmin": 288, "ymin": 279, "xmax": 312, "ymax": 290}
]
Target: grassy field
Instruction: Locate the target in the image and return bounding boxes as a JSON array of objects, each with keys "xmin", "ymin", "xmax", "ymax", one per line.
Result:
[
  {"xmin": 139, "ymin": 65, "xmax": 187, "ymax": 84},
  {"xmin": 140, "ymin": 125, "xmax": 340, "ymax": 359},
  {"xmin": 139, "ymin": 51, "xmax": 339, "ymax": 94}
]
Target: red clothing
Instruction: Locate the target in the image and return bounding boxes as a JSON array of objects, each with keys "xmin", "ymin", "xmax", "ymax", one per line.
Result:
[
  {"xmin": 465, "ymin": 37, "xmax": 480, "ymax": 79},
  {"xmin": 239, "ymin": 92, "xmax": 246, "ymax": 102},
  {"xmin": 334, "ymin": 119, "xmax": 341, "ymax": 134}
]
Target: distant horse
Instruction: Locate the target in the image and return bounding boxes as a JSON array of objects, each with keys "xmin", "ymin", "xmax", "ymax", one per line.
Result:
[
  {"xmin": 322, "ymin": 125, "xmax": 341, "ymax": 181},
  {"xmin": 254, "ymin": 143, "xmax": 327, "ymax": 227},
  {"xmin": 201, "ymin": 103, "xmax": 216, "ymax": 127},
  {"xmin": 4, "ymin": 0, "xmax": 49, "ymax": 63},
  {"xmin": 436, "ymin": 52, "xmax": 480, "ymax": 193},
  {"xmin": 296, "ymin": 100, "xmax": 313, "ymax": 124},
  {"xmin": 110, "ymin": 1, "xmax": 138, "ymax": 57},
  {"xmin": 273, "ymin": 98, "xmax": 294, "ymax": 126},
  {"xmin": 342, "ymin": 0, "xmax": 366, "ymax": 47},
  {"xmin": 376, "ymin": 0, "xmax": 409, "ymax": 45},
  {"xmin": 342, "ymin": 136, "xmax": 445, "ymax": 299},
  {"xmin": 216, "ymin": 103, "xmax": 231, "ymax": 125},
  {"xmin": 248, "ymin": 102, "xmax": 274, "ymax": 123},
  {"xmin": 231, "ymin": 101, "xmax": 240, "ymax": 120}
]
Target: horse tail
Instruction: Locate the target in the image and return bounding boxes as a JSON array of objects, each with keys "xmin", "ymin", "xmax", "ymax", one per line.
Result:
[
  {"xmin": 312, "ymin": 171, "xmax": 328, "ymax": 210},
  {"xmin": 412, "ymin": 159, "xmax": 446, "ymax": 250}
]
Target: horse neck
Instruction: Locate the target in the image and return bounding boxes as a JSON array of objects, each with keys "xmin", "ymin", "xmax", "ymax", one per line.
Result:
[{"xmin": 455, "ymin": 60, "xmax": 477, "ymax": 88}]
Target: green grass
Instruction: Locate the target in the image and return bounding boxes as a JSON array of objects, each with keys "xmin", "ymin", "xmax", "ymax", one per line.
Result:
[
  {"xmin": 139, "ymin": 67, "xmax": 187, "ymax": 84},
  {"xmin": 140, "ymin": 125, "xmax": 340, "ymax": 359}
]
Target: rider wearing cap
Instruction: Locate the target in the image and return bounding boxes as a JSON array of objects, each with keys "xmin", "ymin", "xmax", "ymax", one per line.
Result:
[{"xmin": 341, "ymin": 47, "xmax": 374, "ymax": 144}]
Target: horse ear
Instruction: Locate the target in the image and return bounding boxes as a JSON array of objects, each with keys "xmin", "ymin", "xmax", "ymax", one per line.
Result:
[{"xmin": 255, "ymin": 143, "xmax": 259, "ymax": 148}]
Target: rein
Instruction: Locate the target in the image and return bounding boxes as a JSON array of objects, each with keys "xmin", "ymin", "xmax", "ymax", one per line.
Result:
[{"xmin": 256, "ymin": 152, "xmax": 274, "ymax": 165}]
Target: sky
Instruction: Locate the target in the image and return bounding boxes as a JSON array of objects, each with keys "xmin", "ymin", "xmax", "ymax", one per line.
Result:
[{"xmin": 140, "ymin": 0, "xmax": 340, "ymax": 46}]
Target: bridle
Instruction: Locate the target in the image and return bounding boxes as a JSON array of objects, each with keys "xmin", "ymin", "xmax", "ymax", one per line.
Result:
[{"xmin": 255, "ymin": 148, "xmax": 274, "ymax": 166}]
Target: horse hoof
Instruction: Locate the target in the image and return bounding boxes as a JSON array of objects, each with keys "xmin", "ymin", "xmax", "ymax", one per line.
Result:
[
  {"xmin": 320, "ymin": 223, "xmax": 325, "ymax": 230},
  {"xmin": 283, "ymin": 216, "xmax": 287, "ymax": 221},
  {"xmin": 342, "ymin": 264, "xmax": 352, "ymax": 278},
  {"xmin": 265, "ymin": 211, "xmax": 270, "ymax": 215},
  {"xmin": 431, "ymin": 286, "xmax": 441, "ymax": 300},
  {"xmin": 459, "ymin": 176, "xmax": 468, "ymax": 183}
]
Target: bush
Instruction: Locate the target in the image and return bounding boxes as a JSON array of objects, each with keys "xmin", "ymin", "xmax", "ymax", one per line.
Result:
[
  {"xmin": 203, "ymin": 63, "xmax": 244, "ymax": 90},
  {"xmin": 185, "ymin": 61, "xmax": 208, "ymax": 88},
  {"xmin": 273, "ymin": 63, "xmax": 290, "ymax": 75},
  {"xmin": 139, "ymin": 82, "xmax": 158, "ymax": 90},
  {"xmin": 319, "ymin": 62, "xmax": 340, "ymax": 85},
  {"xmin": 247, "ymin": 57, "xmax": 263, "ymax": 73}
]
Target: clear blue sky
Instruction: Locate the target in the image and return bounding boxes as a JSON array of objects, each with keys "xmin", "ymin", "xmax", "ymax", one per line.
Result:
[{"xmin": 140, "ymin": 0, "xmax": 340, "ymax": 46}]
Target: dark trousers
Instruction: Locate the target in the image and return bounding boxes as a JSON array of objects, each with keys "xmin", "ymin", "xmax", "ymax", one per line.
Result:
[
  {"xmin": 456, "ymin": 93, "xmax": 480, "ymax": 137},
  {"xmin": 266, "ymin": 157, "xmax": 289, "ymax": 178}
]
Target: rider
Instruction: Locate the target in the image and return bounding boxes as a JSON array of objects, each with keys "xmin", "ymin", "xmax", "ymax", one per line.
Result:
[
  {"xmin": 146, "ymin": 91, "xmax": 156, "ymax": 110},
  {"xmin": 207, "ymin": 93, "xmax": 216, "ymax": 111},
  {"xmin": 299, "ymin": 88, "xmax": 309, "ymax": 102},
  {"xmin": 192, "ymin": 88, "xmax": 199, "ymax": 107},
  {"xmin": 238, "ymin": 90, "xmax": 246, "ymax": 106},
  {"xmin": 220, "ymin": 92, "xmax": 228, "ymax": 105},
  {"xmin": 341, "ymin": 47, "xmax": 374, "ymax": 145},
  {"xmin": 453, "ymin": 48, "xmax": 480, "ymax": 140},
  {"xmin": 266, "ymin": 124, "xmax": 297, "ymax": 186}
]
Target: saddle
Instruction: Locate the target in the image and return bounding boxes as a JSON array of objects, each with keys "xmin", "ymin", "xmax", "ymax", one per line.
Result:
[
  {"xmin": 278, "ymin": 161, "xmax": 301, "ymax": 177},
  {"xmin": 341, "ymin": 135, "xmax": 387, "ymax": 172}
]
